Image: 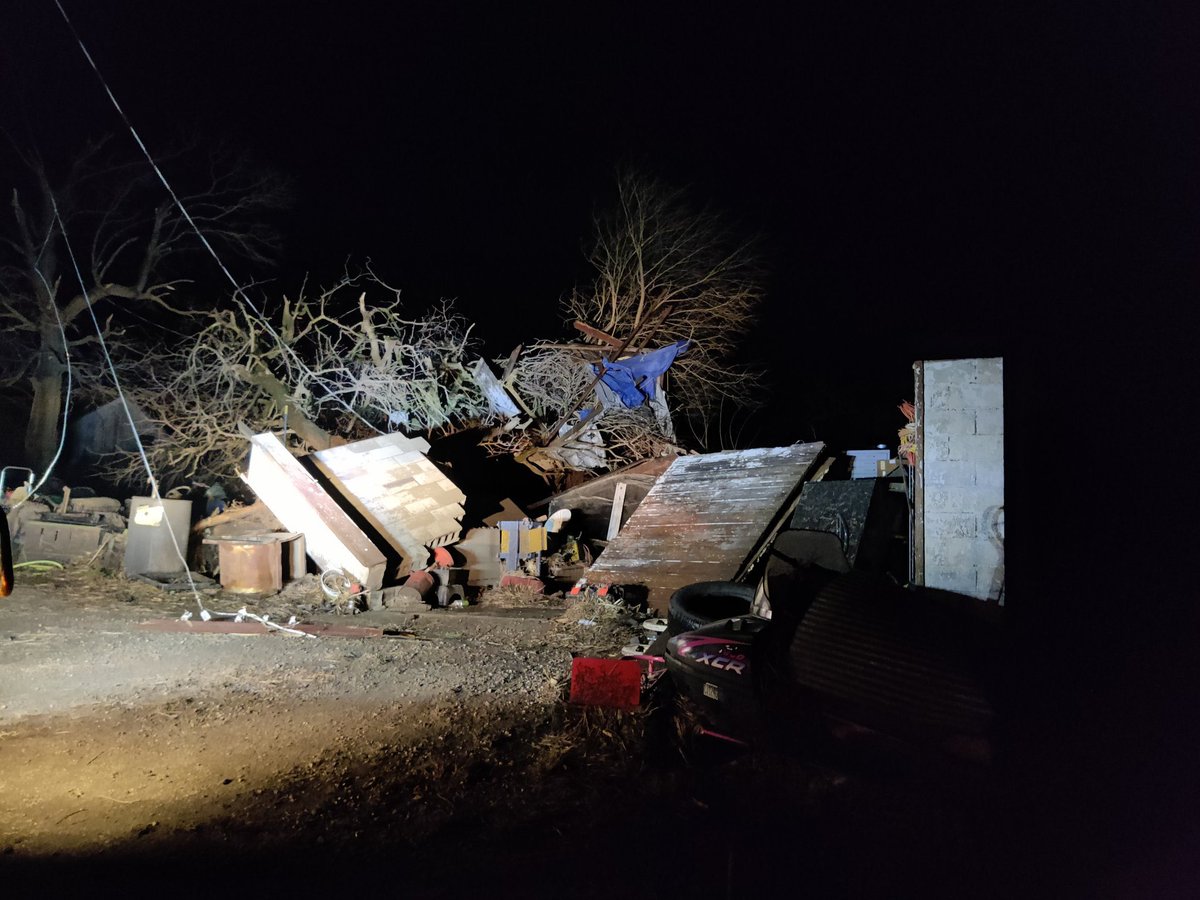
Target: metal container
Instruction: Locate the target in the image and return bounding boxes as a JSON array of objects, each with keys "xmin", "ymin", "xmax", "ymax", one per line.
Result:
[
  {"xmin": 210, "ymin": 536, "xmax": 282, "ymax": 593},
  {"xmin": 125, "ymin": 497, "xmax": 192, "ymax": 576},
  {"xmin": 390, "ymin": 569, "xmax": 435, "ymax": 607}
]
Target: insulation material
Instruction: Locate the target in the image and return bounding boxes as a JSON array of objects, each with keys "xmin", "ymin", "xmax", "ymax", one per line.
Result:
[{"xmin": 309, "ymin": 433, "xmax": 466, "ymax": 577}]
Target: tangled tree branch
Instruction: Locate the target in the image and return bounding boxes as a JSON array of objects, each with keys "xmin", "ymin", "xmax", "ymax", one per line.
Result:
[
  {"xmin": 102, "ymin": 272, "xmax": 493, "ymax": 487},
  {"xmin": 564, "ymin": 171, "xmax": 766, "ymax": 438}
]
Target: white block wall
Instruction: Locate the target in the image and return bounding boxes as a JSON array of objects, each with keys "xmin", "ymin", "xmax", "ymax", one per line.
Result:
[{"xmin": 920, "ymin": 358, "xmax": 1005, "ymax": 601}]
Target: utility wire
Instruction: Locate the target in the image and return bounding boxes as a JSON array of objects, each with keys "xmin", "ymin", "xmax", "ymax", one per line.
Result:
[
  {"xmin": 49, "ymin": 201, "xmax": 159, "ymax": 497},
  {"xmin": 47, "ymin": 1, "xmax": 327, "ymax": 633},
  {"xmin": 53, "ymin": 193, "xmax": 312, "ymax": 636},
  {"xmin": 51, "ymin": 0, "xmax": 379, "ymax": 436}
]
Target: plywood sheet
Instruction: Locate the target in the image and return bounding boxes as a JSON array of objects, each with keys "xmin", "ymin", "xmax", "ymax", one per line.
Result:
[{"xmin": 584, "ymin": 444, "xmax": 824, "ymax": 611}]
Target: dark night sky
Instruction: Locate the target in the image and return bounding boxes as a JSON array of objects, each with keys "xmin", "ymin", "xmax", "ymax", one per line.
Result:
[
  {"xmin": 4, "ymin": 2, "xmax": 1200, "ymax": 875},
  {"xmin": 3, "ymin": 2, "xmax": 1193, "ymax": 450},
  {"xmin": 7, "ymin": 1, "xmax": 1192, "ymax": 453}
]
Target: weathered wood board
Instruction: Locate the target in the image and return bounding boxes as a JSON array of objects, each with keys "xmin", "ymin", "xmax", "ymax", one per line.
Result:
[{"xmin": 584, "ymin": 443, "xmax": 825, "ymax": 612}]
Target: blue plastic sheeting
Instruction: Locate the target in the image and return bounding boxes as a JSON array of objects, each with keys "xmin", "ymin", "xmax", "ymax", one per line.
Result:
[{"xmin": 593, "ymin": 340, "xmax": 689, "ymax": 407}]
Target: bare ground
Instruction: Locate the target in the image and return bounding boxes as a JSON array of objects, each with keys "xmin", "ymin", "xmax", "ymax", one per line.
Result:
[{"xmin": 0, "ymin": 566, "xmax": 1070, "ymax": 898}]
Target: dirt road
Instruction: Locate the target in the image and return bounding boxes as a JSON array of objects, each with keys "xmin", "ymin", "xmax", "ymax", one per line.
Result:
[
  {"xmin": 0, "ymin": 568, "xmax": 674, "ymax": 894},
  {"xmin": 0, "ymin": 566, "xmax": 1052, "ymax": 898}
]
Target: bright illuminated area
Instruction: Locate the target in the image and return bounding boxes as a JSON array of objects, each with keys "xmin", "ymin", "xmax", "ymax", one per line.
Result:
[{"xmin": 0, "ymin": 578, "xmax": 600, "ymax": 888}]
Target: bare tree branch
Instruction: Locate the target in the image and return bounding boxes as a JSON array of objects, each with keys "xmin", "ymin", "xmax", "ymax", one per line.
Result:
[
  {"xmin": 0, "ymin": 135, "xmax": 292, "ymax": 469},
  {"xmin": 101, "ymin": 272, "xmax": 496, "ymax": 487},
  {"xmin": 564, "ymin": 170, "xmax": 767, "ymax": 438}
]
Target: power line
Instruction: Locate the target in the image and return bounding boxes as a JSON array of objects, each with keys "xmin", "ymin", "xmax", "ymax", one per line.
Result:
[{"xmin": 51, "ymin": 0, "xmax": 379, "ymax": 437}]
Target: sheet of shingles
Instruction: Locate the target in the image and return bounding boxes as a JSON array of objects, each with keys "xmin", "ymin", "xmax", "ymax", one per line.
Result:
[{"xmin": 584, "ymin": 443, "xmax": 824, "ymax": 610}]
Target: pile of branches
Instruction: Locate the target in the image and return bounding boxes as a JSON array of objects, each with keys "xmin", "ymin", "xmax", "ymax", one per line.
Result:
[
  {"xmin": 478, "ymin": 342, "xmax": 682, "ymax": 481},
  {"xmin": 103, "ymin": 271, "xmax": 493, "ymax": 485}
]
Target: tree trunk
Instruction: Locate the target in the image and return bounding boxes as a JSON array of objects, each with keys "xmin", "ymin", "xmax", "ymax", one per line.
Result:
[{"xmin": 25, "ymin": 366, "xmax": 63, "ymax": 473}]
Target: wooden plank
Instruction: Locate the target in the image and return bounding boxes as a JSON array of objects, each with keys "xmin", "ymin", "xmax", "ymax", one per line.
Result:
[
  {"xmin": 584, "ymin": 443, "xmax": 824, "ymax": 612},
  {"xmin": 606, "ymin": 482, "xmax": 628, "ymax": 540},
  {"xmin": 573, "ymin": 321, "xmax": 624, "ymax": 347}
]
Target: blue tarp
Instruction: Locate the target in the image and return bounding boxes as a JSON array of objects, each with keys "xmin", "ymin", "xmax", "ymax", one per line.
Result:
[{"xmin": 593, "ymin": 340, "xmax": 689, "ymax": 408}]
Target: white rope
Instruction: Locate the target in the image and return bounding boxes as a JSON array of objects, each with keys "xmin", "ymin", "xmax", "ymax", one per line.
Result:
[{"xmin": 50, "ymin": 197, "xmax": 213, "ymax": 615}]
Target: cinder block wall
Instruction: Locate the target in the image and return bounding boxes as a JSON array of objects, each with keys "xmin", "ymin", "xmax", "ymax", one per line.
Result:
[{"xmin": 920, "ymin": 358, "xmax": 1005, "ymax": 601}]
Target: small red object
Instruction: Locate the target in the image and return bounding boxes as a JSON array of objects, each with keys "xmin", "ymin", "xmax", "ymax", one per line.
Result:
[
  {"xmin": 569, "ymin": 658, "xmax": 642, "ymax": 709},
  {"xmin": 500, "ymin": 574, "xmax": 544, "ymax": 592},
  {"xmin": 432, "ymin": 546, "xmax": 454, "ymax": 567}
]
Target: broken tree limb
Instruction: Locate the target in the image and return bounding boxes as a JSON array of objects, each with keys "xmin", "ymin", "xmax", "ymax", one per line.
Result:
[{"xmin": 191, "ymin": 500, "xmax": 272, "ymax": 534}]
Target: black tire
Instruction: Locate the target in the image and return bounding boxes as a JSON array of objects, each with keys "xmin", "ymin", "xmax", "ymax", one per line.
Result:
[{"xmin": 667, "ymin": 581, "xmax": 754, "ymax": 636}]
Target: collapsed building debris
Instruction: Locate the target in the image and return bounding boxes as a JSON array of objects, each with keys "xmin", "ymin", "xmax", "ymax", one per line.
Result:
[
  {"xmin": 583, "ymin": 444, "xmax": 825, "ymax": 613},
  {"xmin": 4, "ymin": 486, "xmax": 127, "ymax": 569},
  {"xmin": 306, "ymin": 432, "xmax": 466, "ymax": 578},
  {"xmin": 242, "ymin": 432, "xmax": 389, "ymax": 591}
]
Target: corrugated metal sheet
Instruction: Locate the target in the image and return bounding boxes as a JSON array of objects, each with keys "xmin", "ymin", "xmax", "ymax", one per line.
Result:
[
  {"xmin": 584, "ymin": 444, "xmax": 824, "ymax": 611},
  {"xmin": 789, "ymin": 574, "xmax": 995, "ymax": 740}
]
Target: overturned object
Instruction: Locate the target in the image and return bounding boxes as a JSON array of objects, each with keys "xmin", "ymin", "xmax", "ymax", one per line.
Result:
[
  {"xmin": 569, "ymin": 657, "xmax": 642, "ymax": 709},
  {"xmin": 585, "ymin": 443, "xmax": 825, "ymax": 613},
  {"xmin": 307, "ymin": 433, "xmax": 466, "ymax": 577},
  {"xmin": 243, "ymin": 433, "xmax": 388, "ymax": 591},
  {"xmin": 243, "ymin": 431, "xmax": 468, "ymax": 590}
]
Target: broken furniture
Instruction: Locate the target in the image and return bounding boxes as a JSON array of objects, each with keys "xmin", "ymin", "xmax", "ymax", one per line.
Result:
[
  {"xmin": 203, "ymin": 532, "xmax": 306, "ymax": 594},
  {"xmin": 243, "ymin": 432, "xmax": 468, "ymax": 593}
]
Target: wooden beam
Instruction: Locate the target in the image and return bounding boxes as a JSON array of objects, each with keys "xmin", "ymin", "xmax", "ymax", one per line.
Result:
[
  {"xmin": 573, "ymin": 321, "xmax": 623, "ymax": 347},
  {"xmin": 607, "ymin": 482, "xmax": 628, "ymax": 540}
]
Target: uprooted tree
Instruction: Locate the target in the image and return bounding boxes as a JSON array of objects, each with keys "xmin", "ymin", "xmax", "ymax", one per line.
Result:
[
  {"xmin": 89, "ymin": 170, "xmax": 767, "ymax": 490},
  {"xmin": 0, "ymin": 135, "xmax": 291, "ymax": 472}
]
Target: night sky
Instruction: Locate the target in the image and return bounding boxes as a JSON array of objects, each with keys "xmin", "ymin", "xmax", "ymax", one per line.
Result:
[
  {"xmin": 8, "ymin": 2, "xmax": 1189, "ymax": 452},
  {"xmin": 4, "ymin": 1, "xmax": 1200, "ymax": 876}
]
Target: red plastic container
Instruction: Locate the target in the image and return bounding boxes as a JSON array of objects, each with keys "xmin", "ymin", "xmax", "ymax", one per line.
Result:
[{"xmin": 569, "ymin": 658, "xmax": 642, "ymax": 709}]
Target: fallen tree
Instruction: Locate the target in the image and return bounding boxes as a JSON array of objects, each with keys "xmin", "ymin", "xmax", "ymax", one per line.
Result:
[{"xmin": 102, "ymin": 270, "xmax": 492, "ymax": 487}]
